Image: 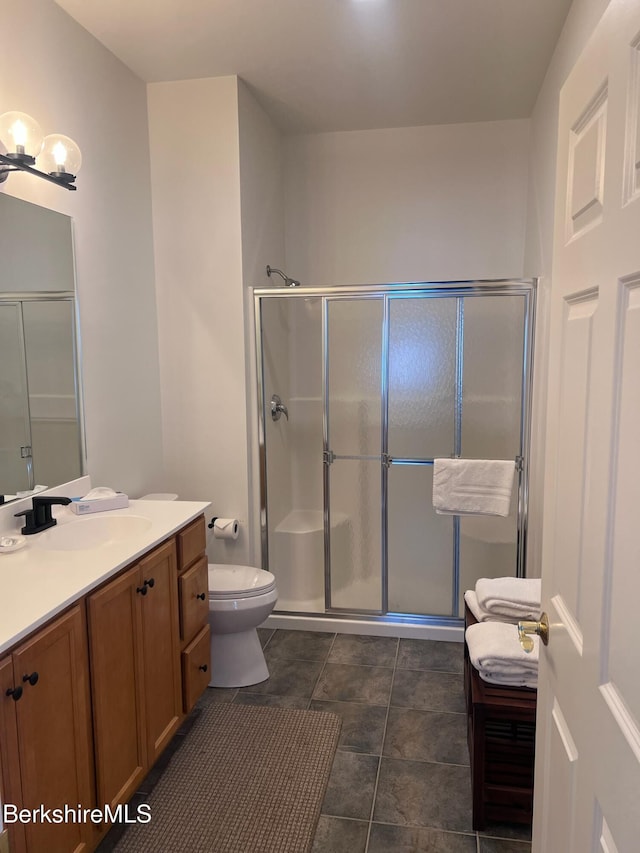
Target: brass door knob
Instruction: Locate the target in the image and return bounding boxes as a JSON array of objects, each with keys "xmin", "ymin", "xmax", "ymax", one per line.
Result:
[{"xmin": 517, "ymin": 612, "xmax": 549, "ymax": 652}]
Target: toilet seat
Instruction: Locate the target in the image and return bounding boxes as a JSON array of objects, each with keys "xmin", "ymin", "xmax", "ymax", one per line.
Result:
[{"xmin": 208, "ymin": 564, "xmax": 276, "ymax": 599}]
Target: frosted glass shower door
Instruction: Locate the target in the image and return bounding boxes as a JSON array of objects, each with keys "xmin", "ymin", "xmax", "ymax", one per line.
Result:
[
  {"xmin": 325, "ymin": 298, "xmax": 383, "ymax": 612},
  {"xmin": 387, "ymin": 296, "xmax": 458, "ymax": 615},
  {"xmin": 457, "ymin": 294, "xmax": 526, "ymax": 613},
  {"xmin": 0, "ymin": 303, "xmax": 32, "ymax": 495}
]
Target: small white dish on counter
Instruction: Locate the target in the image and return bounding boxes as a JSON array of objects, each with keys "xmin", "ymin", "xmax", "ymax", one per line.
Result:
[{"xmin": 0, "ymin": 535, "xmax": 27, "ymax": 554}]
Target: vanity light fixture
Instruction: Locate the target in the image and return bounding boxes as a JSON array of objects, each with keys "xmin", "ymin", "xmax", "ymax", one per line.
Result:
[{"xmin": 0, "ymin": 111, "xmax": 80, "ymax": 191}]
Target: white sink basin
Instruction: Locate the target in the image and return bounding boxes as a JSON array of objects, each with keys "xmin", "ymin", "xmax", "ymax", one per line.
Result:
[{"xmin": 33, "ymin": 515, "xmax": 152, "ymax": 551}]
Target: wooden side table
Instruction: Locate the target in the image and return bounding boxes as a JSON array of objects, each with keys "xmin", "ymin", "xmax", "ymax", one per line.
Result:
[{"xmin": 464, "ymin": 603, "xmax": 537, "ymax": 830}]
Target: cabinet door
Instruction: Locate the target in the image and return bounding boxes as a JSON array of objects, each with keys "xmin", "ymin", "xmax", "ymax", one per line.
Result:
[
  {"xmin": 12, "ymin": 605, "xmax": 95, "ymax": 853},
  {"xmin": 182, "ymin": 624, "xmax": 211, "ymax": 713},
  {"xmin": 89, "ymin": 565, "xmax": 147, "ymax": 808},
  {"xmin": 138, "ymin": 539, "xmax": 181, "ymax": 765},
  {"xmin": 178, "ymin": 554, "xmax": 209, "ymax": 642},
  {"xmin": 0, "ymin": 655, "xmax": 26, "ymax": 853}
]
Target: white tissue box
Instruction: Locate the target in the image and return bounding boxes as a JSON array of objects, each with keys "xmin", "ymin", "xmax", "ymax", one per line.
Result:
[{"xmin": 69, "ymin": 493, "xmax": 129, "ymax": 514}]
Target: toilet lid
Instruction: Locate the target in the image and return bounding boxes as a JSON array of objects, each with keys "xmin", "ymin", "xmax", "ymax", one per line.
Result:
[{"xmin": 208, "ymin": 564, "xmax": 276, "ymax": 599}]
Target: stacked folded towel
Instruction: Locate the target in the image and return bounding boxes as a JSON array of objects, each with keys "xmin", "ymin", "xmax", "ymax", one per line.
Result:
[
  {"xmin": 465, "ymin": 621, "xmax": 538, "ymax": 688},
  {"xmin": 464, "ymin": 590, "xmax": 519, "ymax": 624},
  {"xmin": 466, "ymin": 576, "xmax": 541, "ymax": 622}
]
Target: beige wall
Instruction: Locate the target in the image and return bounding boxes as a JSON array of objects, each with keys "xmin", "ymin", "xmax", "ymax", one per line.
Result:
[
  {"xmin": 147, "ymin": 77, "xmax": 246, "ymax": 560},
  {"xmin": 284, "ymin": 119, "xmax": 531, "ymax": 286},
  {"xmin": 238, "ymin": 79, "xmax": 286, "ymax": 564},
  {"xmin": 148, "ymin": 76, "xmax": 285, "ymax": 565},
  {"xmin": 0, "ymin": 0, "xmax": 164, "ymax": 498}
]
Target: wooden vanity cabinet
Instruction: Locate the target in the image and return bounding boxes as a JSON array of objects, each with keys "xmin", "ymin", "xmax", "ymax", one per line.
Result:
[
  {"xmin": 0, "ymin": 515, "xmax": 209, "ymax": 853},
  {"xmin": 0, "ymin": 605, "xmax": 95, "ymax": 853},
  {"xmin": 177, "ymin": 516, "xmax": 211, "ymax": 713},
  {"xmin": 88, "ymin": 538, "xmax": 182, "ymax": 810}
]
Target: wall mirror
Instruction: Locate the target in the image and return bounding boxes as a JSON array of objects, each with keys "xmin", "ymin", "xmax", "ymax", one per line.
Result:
[{"xmin": 0, "ymin": 193, "xmax": 84, "ymax": 502}]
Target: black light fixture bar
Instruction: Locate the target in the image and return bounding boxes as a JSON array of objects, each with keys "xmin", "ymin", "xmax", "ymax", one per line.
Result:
[{"xmin": 0, "ymin": 153, "xmax": 77, "ymax": 191}]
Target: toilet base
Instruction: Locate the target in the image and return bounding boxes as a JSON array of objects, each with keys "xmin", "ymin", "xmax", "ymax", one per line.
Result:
[{"xmin": 208, "ymin": 627, "xmax": 270, "ymax": 688}]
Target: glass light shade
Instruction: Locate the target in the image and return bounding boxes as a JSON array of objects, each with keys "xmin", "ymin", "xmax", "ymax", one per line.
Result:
[
  {"xmin": 0, "ymin": 111, "xmax": 44, "ymax": 162},
  {"xmin": 39, "ymin": 134, "xmax": 82, "ymax": 179}
]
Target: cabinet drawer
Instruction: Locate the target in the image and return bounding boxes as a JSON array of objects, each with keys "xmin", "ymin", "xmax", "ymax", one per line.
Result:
[
  {"xmin": 182, "ymin": 625, "xmax": 211, "ymax": 713},
  {"xmin": 179, "ymin": 555, "xmax": 209, "ymax": 642},
  {"xmin": 177, "ymin": 515, "xmax": 206, "ymax": 573}
]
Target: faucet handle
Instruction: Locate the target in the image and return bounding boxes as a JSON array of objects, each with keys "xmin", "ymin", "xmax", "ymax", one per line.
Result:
[
  {"xmin": 14, "ymin": 508, "xmax": 42, "ymax": 536},
  {"xmin": 270, "ymin": 394, "xmax": 289, "ymax": 422}
]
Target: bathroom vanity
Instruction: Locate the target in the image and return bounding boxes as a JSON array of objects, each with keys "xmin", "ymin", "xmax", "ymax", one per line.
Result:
[{"xmin": 0, "ymin": 498, "xmax": 210, "ymax": 853}]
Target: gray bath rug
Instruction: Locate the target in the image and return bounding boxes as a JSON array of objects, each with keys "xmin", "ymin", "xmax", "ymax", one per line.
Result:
[{"xmin": 113, "ymin": 702, "xmax": 341, "ymax": 853}]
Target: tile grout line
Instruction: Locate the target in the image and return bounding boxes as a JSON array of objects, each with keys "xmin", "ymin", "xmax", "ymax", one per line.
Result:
[
  {"xmin": 305, "ymin": 632, "xmax": 338, "ymax": 710},
  {"xmin": 363, "ymin": 637, "xmax": 400, "ymax": 853}
]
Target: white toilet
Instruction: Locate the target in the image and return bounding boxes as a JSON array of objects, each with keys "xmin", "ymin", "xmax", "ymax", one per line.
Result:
[{"xmin": 207, "ymin": 564, "xmax": 278, "ymax": 688}]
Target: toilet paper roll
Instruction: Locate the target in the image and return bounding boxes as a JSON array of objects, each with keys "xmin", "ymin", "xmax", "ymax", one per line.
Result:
[{"xmin": 212, "ymin": 517, "xmax": 239, "ymax": 540}]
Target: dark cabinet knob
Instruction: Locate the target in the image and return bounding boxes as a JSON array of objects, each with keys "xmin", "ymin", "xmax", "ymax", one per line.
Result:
[
  {"xmin": 144, "ymin": 578, "xmax": 155, "ymax": 589},
  {"xmin": 198, "ymin": 664, "xmax": 208, "ymax": 673},
  {"xmin": 136, "ymin": 585, "xmax": 148, "ymax": 596},
  {"xmin": 196, "ymin": 592, "xmax": 206, "ymax": 601},
  {"xmin": 5, "ymin": 686, "xmax": 23, "ymax": 701},
  {"xmin": 22, "ymin": 672, "xmax": 39, "ymax": 686}
]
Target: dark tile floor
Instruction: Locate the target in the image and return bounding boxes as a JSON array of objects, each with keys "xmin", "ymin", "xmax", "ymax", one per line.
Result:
[
  {"xmin": 202, "ymin": 629, "xmax": 532, "ymax": 853},
  {"xmin": 98, "ymin": 629, "xmax": 533, "ymax": 853}
]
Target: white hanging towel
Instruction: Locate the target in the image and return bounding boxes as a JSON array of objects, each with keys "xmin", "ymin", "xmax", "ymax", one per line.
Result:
[
  {"xmin": 475, "ymin": 576, "xmax": 541, "ymax": 620},
  {"xmin": 432, "ymin": 458, "xmax": 515, "ymax": 517},
  {"xmin": 465, "ymin": 621, "xmax": 539, "ymax": 688}
]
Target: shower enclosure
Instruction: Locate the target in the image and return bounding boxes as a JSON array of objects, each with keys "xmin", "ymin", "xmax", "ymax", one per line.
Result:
[{"xmin": 255, "ymin": 281, "xmax": 535, "ymax": 626}]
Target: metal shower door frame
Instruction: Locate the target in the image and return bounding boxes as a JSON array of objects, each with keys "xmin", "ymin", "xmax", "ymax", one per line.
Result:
[{"xmin": 254, "ymin": 279, "xmax": 536, "ymax": 624}]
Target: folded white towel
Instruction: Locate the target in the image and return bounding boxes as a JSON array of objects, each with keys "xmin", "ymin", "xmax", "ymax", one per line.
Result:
[
  {"xmin": 465, "ymin": 621, "xmax": 538, "ymax": 689},
  {"xmin": 477, "ymin": 669, "xmax": 538, "ymax": 689},
  {"xmin": 432, "ymin": 459, "xmax": 515, "ymax": 517},
  {"xmin": 464, "ymin": 590, "xmax": 523, "ymax": 624},
  {"xmin": 475, "ymin": 576, "xmax": 541, "ymax": 620}
]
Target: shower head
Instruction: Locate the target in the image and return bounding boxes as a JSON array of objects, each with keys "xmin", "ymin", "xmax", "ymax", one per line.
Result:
[{"xmin": 266, "ymin": 265, "xmax": 300, "ymax": 287}]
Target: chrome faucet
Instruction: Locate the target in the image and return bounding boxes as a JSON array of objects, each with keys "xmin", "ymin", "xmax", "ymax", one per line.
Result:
[{"xmin": 270, "ymin": 394, "xmax": 289, "ymax": 422}]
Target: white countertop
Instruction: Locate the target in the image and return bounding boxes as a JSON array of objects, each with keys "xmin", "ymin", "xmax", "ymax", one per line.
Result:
[{"xmin": 0, "ymin": 498, "xmax": 210, "ymax": 656}]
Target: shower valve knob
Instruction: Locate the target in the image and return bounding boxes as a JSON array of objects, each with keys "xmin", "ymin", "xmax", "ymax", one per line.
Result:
[{"xmin": 270, "ymin": 394, "xmax": 288, "ymax": 422}]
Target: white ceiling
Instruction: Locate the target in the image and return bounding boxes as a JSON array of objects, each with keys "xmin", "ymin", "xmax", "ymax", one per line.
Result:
[{"xmin": 55, "ymin": 0, "xmax": 573, "ymax": 135}]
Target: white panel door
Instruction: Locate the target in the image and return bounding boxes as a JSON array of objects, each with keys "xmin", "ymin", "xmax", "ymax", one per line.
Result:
[{"xmin": 534, "ymin": 2, "xmax": 640, "ymax": 851}]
